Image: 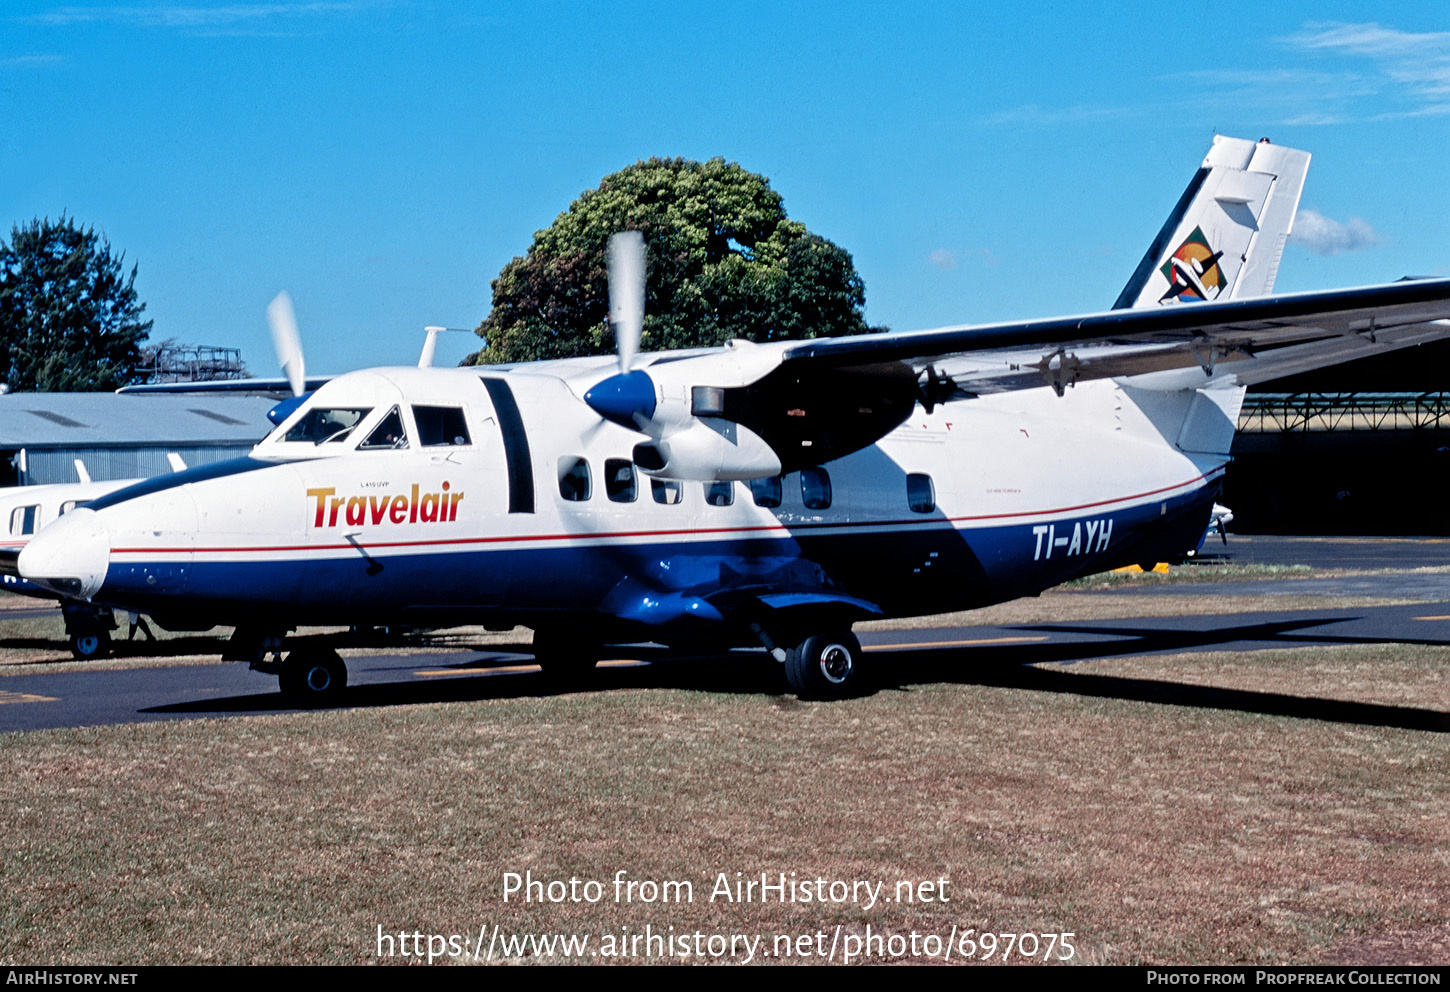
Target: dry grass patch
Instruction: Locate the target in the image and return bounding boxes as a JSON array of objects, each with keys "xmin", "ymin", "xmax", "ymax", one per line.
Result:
[{"xmin": 2, "ymin": 642, "xmax": 1447, "ymax": 965}]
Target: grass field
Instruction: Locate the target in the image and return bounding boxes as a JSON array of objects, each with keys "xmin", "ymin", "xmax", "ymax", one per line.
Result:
[{"xmin": 1, "ymin": 575, "xmax": 1448, "ymax": 966}]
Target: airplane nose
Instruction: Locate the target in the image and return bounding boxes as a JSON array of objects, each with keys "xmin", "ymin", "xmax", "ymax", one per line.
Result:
[{"xmin": 17, "ymin": 507, "xmax": 110, "ymax": 600}]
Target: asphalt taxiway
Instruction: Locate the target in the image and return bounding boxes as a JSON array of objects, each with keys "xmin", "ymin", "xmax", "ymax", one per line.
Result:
[{"xmin": 1, "ymin": 535, "xmax": 1447, "ymax": 733}]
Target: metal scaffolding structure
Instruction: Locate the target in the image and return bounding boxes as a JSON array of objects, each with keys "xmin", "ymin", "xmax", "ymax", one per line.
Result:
[
  {"xmin": 136, "ymin": 343, "xmax": 248, "ymax": 384},
  {"xmin": 1237, "ymin": 392, "xmax": 1450, "ymax": 434}
]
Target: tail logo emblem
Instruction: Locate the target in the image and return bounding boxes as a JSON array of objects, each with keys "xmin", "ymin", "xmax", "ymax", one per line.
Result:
[{"xmin": 1159, "ymin": 226, "xmax": 1227, "ymax": 303}]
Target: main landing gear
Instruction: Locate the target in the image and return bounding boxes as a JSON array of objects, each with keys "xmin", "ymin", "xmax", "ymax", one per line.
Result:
[
  {"xmin": 531, "ymin": 629, "xmax": 600, "ymax": 685},
  {"xmin": 781, "ymin": 630, "xmax": 866, "ymax": 701},
  {"xmin": 241, "ymin": 632, "xmax": 348, "ymax": 706},
  {"xmin": 278, "ymin": 646, "xmax": 348, "ymax": 703}
]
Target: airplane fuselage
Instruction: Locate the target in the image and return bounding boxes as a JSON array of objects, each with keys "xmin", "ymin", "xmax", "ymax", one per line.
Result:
[{"xmin": 19, "ymin": 364, "xmax": 1222, "ymax": 647}]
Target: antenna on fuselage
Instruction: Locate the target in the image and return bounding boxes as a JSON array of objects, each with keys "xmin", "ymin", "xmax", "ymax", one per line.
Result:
[{"xmin": 419, "ymin": 327, "xmax": 473, "ymax": 368}]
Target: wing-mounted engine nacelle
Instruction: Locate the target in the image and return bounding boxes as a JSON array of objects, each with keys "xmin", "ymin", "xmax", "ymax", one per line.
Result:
[
  {"xmin": 584, "ymin": 342, "xmax": 920, "ymax": 479},
  {"xmin": 631, "ymin": 417, "xmax": 781, "ymax": 481},
  {"xmin": 697, "ymin": 360, "xmax": 920, "ymax": 475}
]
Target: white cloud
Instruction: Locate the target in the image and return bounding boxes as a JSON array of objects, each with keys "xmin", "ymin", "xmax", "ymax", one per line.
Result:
[
  {"xmin": 1290, "ymin": 22, "xmax": 1450, "ymax": 62},
  {"xmin": 1290, "ymin": 209, "xmax": 1381, "ymax": 256},
  {"xmin": 1285, "ymin": 22, "xmax": 1450, "ymax": 116},
  {"xmin": 929, "ymin": 249, "xmax": 957, "ymax": 270}
]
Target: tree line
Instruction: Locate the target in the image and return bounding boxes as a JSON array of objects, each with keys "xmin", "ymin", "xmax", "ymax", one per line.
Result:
[
  {"xmin": 4, "ymin": 158, "xmax": 874, "ymax": 391},
  {"xmin": 0, "ymin": 216, "xmax": 151, "ymax": 391}
]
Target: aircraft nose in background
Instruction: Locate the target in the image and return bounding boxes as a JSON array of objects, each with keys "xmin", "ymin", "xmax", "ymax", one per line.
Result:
[{"xmin": 17, "ymin": 507, "xmax": 111, "ymax": 601}]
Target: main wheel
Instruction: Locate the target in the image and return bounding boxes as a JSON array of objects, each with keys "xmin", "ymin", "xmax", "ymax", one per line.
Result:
[
  {"xmin": 279, "ymin": 647, "xmax": 347, "ymax": 704},
  {"xmin": 70, "ymin": 630, "xmax": 111, "ymax": 660},
  {"xmin": 784, "ymin": 631, "xmax": 865, "ymax": 700},
  {"xmin": 531, "ymin": 629, "xmax": 600, "ymax": 684}
]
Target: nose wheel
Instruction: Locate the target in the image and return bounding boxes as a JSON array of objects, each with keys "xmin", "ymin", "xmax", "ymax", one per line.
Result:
[
  {"xmin": 60, "ymin": 601, "xmax": 116, "ymax": 660},
  {"xmin": 278, "ymin": 646, "xmax": 348, "ymax": 704},
  {"xmin": 69, "ymin": 631, "xmax": 111, "ymax": 660}
]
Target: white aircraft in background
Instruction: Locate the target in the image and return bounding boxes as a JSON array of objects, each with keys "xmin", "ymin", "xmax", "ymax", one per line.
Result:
[
  {"xmin": 14, "ymin": 136, "xmax": 1450, "ymax": 701},
  {"xmin": 0, "ymin": 455, "xmax": 187, "ymax": 657}
]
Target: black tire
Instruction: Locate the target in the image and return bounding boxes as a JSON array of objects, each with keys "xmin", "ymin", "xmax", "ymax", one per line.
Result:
[
  {"xmin": 279, "ymin": 647, "xmax": 347, "ymax": 704},
  {"xmin": 70, "ymin": 630, "xmax": 111, "ymax": 660},
  {"xmin": 784, "ymin": 630, "xmax": 865, "ymax": 700},
  {"xmin": 532, "ymin": 630, "xmax": 599, "ymax": 683}
]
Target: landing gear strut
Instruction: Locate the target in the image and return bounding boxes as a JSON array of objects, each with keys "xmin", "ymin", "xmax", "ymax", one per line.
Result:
[{"xmin": 783, "ymin": 630, "xmax": 866, "ymax": 701}]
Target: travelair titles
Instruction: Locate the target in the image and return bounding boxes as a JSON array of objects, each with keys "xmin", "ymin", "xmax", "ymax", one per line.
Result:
[{"xmin": 307, "ymin": 483, "xmax": 463, "ymax": 527}]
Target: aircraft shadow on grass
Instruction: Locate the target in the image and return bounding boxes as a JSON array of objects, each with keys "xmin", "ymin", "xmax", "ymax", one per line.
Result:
[{"xmin": 141, "ymin": 614, "xmax": 1450, "ymax": 734}]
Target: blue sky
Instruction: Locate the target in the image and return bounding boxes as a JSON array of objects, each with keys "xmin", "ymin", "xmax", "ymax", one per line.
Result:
[{"xmin": 2, "ymin": 2, "xmax": 1447, "ymax": 376}]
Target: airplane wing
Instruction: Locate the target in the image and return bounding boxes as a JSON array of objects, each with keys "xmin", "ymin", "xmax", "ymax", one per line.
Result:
[
  {"xmin": 598, "ymin": 276, "xmax": 1450, "ymax": 479},
  {"xmin": 777, "ymin": 277, "xmax": 1450, "ymax": 398}
]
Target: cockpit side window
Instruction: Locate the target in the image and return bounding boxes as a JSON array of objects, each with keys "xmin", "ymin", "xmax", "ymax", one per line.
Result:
[
  {"xmin": 359, "ymin": 406, "xmax": 409, "ymax": 450},
  {"xmin": 9, "ymin": 505, "xmax": 38, "ymax": 536},
  {"xmin": 414, "ymin": 406, "xmax": 471, "ymax": 447},
  {"xmin": 283, "ymin": 407, "xmax": 372, "ymax": 445}
]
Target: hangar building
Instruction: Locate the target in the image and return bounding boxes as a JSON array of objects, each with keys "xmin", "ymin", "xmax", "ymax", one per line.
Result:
[
  {"xmin": 0, "ymin": 393, "xmax": 277, "ymax": 486},
  {"xmin": 1227, "ymin": 339, "xmax": 1450, "ymax": 535}
]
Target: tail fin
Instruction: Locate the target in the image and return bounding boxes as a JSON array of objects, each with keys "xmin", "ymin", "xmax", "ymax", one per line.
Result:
[{"xmin": 1113, "ymin": 136, "xmax": 1309, "ymax": 309}]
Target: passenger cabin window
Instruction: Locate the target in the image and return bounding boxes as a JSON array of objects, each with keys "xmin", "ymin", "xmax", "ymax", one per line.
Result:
[
  {"xmin": 284, "ymin": 407, "xmax": 372, "ymax": 445},
  {"xmin": 558, "ymin": 457, "xmax": 592, "ymax": 501},
  {"xmin": 605, "ymin": 459, "xmax": 637, "ymax": 502},
  {"xmin": 359, "ymin": 406, "xmax": 409, "ymax": 450},
  {"xmin": 907, "ymin": 473, "xmax": 936, "ymax": 513},
  {"xmin": 414, "ymin": 406, "xmax": 471, "ymax": 447},
  {"xmin": 704, "ymin": 481, "xmax": 734, "ymax": 507},
  {"xmin": 800, "ymin": 468, "xmax": 832, "ymax": 510},
  {"xmin": 749, "ymin": 476, "xmax": 782, "ymax": 508},
  {"xmin": 651, "ymin": 479, "xmax": 683, "ymax": 505},
  {"xmin": 10, "ymin": 505, "xmax": 38, "ymax": 536},
  {"xmin": 59, "ymin": 500, "xmax": 88, "ymax": 516}
]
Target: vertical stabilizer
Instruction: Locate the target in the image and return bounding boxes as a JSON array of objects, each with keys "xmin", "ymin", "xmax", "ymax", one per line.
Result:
[{"xmin": 1113, "ymin": 136, "xmax": 1310, "ymax": 309}]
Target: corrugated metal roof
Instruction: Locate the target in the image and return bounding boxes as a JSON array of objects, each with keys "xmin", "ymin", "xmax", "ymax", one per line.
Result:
[{"xmin": 0, "ymin": 394, "xmax": 276, "ymax": 447}]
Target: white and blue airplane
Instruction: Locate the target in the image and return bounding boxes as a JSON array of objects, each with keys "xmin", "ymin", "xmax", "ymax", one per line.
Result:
[{"xmin": 13, "ymin": 136, "xmax": 1450, "ymax": 701}]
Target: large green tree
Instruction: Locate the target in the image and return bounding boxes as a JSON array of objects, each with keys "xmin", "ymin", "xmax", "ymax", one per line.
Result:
[
  {"xmin": 467, "ymin": 157, "xmax": 876, "ymax": 365},
  {"xmin": 0, "ymin": 216, "xmax": 152, "ymax": 391}
]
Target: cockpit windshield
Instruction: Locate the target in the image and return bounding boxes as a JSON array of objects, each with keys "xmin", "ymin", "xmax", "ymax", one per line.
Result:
[{"xmin": 283, "ymin": 407, "xmax": 373, "ymax": 445}]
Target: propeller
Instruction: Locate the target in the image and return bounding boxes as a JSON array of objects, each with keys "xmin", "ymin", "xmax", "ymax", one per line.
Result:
[
  {"xmin": 585, "ymin": 232, "xmax": 657, "ymax": 429},
  {"xmin": 607, "ymin": 231, "xmax": 645, "ymax": 374},
  {"xmin": 266, "ymin": 291, "xmax": 306, "ymax": 397}
]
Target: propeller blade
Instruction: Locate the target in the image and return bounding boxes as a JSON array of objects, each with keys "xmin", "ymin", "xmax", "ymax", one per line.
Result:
[
  {"xmin": 266, "ymin": 291, "xmax": 306, "ymax": 397},
  {"xmin": 608, "ymin": 231, "xmax": 645, "ymax": 373}
]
